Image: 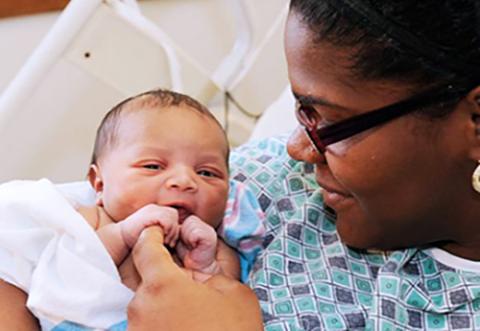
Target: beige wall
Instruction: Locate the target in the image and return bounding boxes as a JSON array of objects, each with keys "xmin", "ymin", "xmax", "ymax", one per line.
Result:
[
  {"xmin": 0, "ymin": 0, "xmax": 288, "ymax": 94},
  {"xmin": 0, "ymin": 0, "xmax": 292, "ymax": 182}
]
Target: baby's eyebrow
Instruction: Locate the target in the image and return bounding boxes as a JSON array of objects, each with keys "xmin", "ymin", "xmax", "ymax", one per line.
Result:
[
  {"xmin": 136, "ymin": 145, "xmax": 167, "ymax": 152},
  {"xmin": 198, "ymin": 154, "xmax": 226, "ymax": 165},
  {"xmin": 135, "ymin": 146, "xmax": 226, "ymax": 165}
]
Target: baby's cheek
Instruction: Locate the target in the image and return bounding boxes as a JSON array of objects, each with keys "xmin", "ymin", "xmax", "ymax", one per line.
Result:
[
  {"xmin": 205, "ymin": 194, "xmax": 228, "ymax": 228},
  {"xmin": 206, "ymin": 208, "xmax": 225, "ymax": 229}
]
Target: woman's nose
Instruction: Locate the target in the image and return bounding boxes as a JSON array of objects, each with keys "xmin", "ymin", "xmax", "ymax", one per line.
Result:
[
  {"xmin": 165, "ymin": 168, "xmax": 198, "ymax": 192},
  {"xmin": 287, "ymin": 126, "xmax": 326, "ymax": 164}
]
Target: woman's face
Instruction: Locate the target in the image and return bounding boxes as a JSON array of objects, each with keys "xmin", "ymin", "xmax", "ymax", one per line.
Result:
[{"xmin": 285, "ymin": 11, "xmax": 472, "ymax": 250}]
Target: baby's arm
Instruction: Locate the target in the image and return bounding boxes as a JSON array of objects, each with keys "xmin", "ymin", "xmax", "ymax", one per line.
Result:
[
  {"xmin": 97, "ymin": 204, "xmax": 179, "ymax": 265},
  {"xmin": 176, "ymin": 216, "xmax": 240, "ymax": 280}
]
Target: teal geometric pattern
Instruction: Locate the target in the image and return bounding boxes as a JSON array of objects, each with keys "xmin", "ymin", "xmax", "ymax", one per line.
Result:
[
  {"xmin": 230, "ymin": 136, "xmax": 480, "ymax": 331},
  {"xmin": 52, "ymin": 320, "xmax": 127, "ymax": 330}
]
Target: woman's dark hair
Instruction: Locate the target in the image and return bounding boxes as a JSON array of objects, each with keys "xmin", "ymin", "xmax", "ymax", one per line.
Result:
[{"xmin": 289, "ymin": 0, "xmax": 480, "ymax": 117}]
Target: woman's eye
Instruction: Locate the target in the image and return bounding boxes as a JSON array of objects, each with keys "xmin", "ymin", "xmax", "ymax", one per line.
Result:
[
  {"xmin": 197, "ymin": 170, "xmax": 217, "ymax": 178},
  {"xmin": 301, "ymin": 108, "xmax": 339, "ymax": 129},
  {"xmin": 318, "ymin": 116, "xmax": 335, "ymax": 127},
  {"xmin": 296, "ymin": 103, "xmax": 318, "ymax": 127}
]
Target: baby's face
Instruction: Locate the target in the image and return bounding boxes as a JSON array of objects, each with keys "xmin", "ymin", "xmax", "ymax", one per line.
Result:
[{"xmin": 93, "ymin": 106, "xmax": 229, "ymax": 228}]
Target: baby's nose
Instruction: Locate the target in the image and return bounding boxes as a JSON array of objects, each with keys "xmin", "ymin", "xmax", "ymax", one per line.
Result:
[{"xmin": 165, "ymin": 168, "xmax": 198, "ymax": 192}]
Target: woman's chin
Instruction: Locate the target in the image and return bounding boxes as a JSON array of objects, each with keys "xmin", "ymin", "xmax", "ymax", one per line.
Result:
[
  {"xmin": 334, "ymin": 210, "xmax": 382, "ymax": 250},
  {"xmin": 324, "ymin": 196, "xmax": 384, "ymax": 249}
]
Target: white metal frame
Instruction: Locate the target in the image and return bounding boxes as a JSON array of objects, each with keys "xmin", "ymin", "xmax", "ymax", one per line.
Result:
[{"xmin": 0, "ymin": 0, "xmax": 290, "ymax": 182}]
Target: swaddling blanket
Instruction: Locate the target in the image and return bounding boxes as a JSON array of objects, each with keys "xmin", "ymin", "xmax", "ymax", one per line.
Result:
[{"xmin": 0, "ymin": 179, "xmax": 133, "ymax": 330}]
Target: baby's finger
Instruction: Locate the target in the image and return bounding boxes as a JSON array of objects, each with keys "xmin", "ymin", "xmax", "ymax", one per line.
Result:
[
  {"xmin": 182, "ymin": 215, "xmax": 203, "ymax": 229},
  {"xmin": 171, "ymin": 222, "xmax": 180, "ymax": 245},
  {"xmin": 173, "ymin": 225, "xmax": 180, "ymax": 245},
  {"xmin": 163, "ymin": 224, "xmax": 172, "ymax": 246},
  {"xmin": 181, "ymin": 216, "xmax": 202, "ymax": 239},
  {"xmin": 161, "ymin": 220, "xmax": 174, "ymax": 245},
  {"xmin": 175, "ymin": 240, "xmax": 188, "ymax": 261},
  {"xmin": 167, "ymin": 225, "xmax": 180, "ymax": 248}
]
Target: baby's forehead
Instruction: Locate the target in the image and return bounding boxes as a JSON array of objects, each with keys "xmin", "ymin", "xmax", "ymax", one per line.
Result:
[
  {"xmin": 121, "ymin": 103, "xmax": 222, "ymax": 134},
  {"xmin": 117, "ymin": 105, "xmax": 230, "ymax": 159}
]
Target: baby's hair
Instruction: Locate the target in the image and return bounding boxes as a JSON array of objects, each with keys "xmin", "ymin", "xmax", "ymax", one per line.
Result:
[{"xmin": 90, "ymin": 89, "xmax": 228, "ymax": 165}]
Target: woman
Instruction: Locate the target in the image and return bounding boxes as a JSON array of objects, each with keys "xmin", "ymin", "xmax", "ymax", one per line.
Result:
[
  {"xmin": 127, "ymin": 0, "xmax": 480, "ymax": 330},
  {"xmin": 3, "ymin": 0, "xmax": 480, "ymax": 330}
]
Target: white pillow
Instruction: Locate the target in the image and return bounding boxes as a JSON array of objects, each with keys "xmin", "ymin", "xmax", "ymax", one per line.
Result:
[{"xmin": 249, "ymin": 86, "xmax": 297, "ymax": 141}]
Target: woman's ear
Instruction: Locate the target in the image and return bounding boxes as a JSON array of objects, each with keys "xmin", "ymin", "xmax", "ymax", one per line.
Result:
[
  {"xmin": 465, "ymin": 86, "xmax": 480, "ymax": 161},
  {"xmin": 88, "ymin": 164, "xmax": 104, "ymax": 207}
]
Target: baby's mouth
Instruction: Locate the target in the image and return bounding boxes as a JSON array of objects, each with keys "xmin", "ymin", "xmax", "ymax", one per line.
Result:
[{"xmin": 172, "ymin": 206, "xmax": 192, "ymax": 224}]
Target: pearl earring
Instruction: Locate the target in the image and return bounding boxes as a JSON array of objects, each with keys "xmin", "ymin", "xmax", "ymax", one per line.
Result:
[{"xmin": 472, "ymin": 162, "xmax": 480, "ymax": 193}]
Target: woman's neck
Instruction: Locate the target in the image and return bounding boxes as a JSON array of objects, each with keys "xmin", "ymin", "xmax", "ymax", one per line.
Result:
[{"xmin": 438, "ymin": 193, "xmax": 480, "ymax": 261}]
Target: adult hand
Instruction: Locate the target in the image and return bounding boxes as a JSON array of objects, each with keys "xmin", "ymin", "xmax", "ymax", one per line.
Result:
[
  {"xmin": 127, "ymin": 226, "xmax": 263, "ymax": 331},
  {"xmin": 118, "ymin": 254, "xmax": 141, "ymax": 291},
  {"xmin": 0, "ymin": 280, "xmax": 40, "ymax": 331}
]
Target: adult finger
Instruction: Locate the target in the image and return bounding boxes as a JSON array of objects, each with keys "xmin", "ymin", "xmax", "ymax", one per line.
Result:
[
  {"xmin": 132, "ymin": 226, "xmax": 182, "ymax": 284},
  {"xmin": 205, "ymin": 275, "xmax": 264, "ymax": 330},
  {"xmin": 118, "ymin": 254, "xmax": 141, "ymax": 291}
]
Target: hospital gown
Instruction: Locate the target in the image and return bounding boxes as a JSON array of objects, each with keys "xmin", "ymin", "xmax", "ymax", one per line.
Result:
[{"xmin": 230, "ymin": 135, "xmax": 480, "ymax": 331}]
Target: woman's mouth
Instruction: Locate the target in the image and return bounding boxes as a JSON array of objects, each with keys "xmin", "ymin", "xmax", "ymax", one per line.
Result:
[
  {"xmin": 321, "ymin": 189, "xmax": 354, "ymax": 210},
  {"xmin": 315, "ymin": 180, "xmax": 354, "ymax": 211},
  {"xmin": 315, "ymin": 168, "xmax": 354, "ymax": 211}
]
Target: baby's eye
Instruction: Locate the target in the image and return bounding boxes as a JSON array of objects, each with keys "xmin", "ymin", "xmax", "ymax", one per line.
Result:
[
  {"xmin": 143, "ymin": 164, "xmax": 161, "ymax": 170},
  {"xmin": 197, "ymin": 170, "xmax": 217, "ymax": 178}
]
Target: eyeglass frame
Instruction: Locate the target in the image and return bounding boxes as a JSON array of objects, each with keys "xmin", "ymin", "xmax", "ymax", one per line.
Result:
[{"xmin": 295, "ymin": 84, "xmax": 471, "ymax": 154}]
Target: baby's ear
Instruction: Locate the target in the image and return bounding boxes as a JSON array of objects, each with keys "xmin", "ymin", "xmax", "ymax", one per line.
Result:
[{"xmin": 88, "ymin": 164, "xmax": 104, "ymax": 206}]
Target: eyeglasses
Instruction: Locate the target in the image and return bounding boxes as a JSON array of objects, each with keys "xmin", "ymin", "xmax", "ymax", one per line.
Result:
[{"xmin": 295, "ymin": 84, "xmax": 469, "ymax": 154}]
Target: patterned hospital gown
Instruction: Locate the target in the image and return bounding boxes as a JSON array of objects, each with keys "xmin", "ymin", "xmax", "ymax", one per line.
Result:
[{"xmin": 229, "ymin": 135, "xmax": 480, "ymax": 331}]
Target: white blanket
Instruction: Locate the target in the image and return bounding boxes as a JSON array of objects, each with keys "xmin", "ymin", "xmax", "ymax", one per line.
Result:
[{"xmin": 0, "ymin": 179, "xmax": 133, "ymax": 330}]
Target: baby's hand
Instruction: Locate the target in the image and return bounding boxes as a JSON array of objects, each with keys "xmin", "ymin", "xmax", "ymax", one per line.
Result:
[
  {"xmin": 175, "ymin": 215, "xmax": 220, "ymax": 275},
  {"xmin": 120, "ymin": 204, "xmax": 180, "ymax": 249}
]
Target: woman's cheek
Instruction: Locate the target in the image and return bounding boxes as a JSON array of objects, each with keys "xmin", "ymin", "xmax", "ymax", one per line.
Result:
[{"xmin": 326, "ymin": 141, "xmax": 351, "ymax": 157}]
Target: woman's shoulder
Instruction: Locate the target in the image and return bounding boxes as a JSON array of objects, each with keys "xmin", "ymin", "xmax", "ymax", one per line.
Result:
[
  {"xmin": 230, "ymin": 134, "xmax": 318, "ymax": 188},
  {"xmin": 232, "ymin": 134, "xmax": 290, "ymax": 159},
  {"xmin": 229, "ymin": 134, "xmax": 300, "ymax": 181},
  {"xmin": 229, "ymin": 135, "xmax": 321, "ymax": 230},
  {"xmin": 230, "ymin": 135, "xmax": 295, "ymax": 195}
]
